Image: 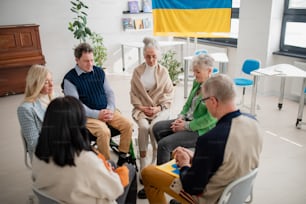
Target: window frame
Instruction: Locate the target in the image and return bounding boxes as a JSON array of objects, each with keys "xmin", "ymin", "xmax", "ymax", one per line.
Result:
[{"xmin": 278, "ymin": 0, "xmax": 306, "ymax": 58}]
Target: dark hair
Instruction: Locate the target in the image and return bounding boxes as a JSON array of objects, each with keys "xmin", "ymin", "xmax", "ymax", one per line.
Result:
[
  {"xmin": 74, "ymin": 42, "xmax": 93, "ymax": 59},
  {"xmin": 35, "ymin": 96, "xmax": 91, "ymax": 166}
]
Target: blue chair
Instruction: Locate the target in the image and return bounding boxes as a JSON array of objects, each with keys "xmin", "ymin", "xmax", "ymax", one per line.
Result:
[
  {"xmin": 213, "ymin": 67, "xmax": 219, "ymax": 74},
  {"xmin": 234, "ymin": 59, "xmax": 261, "ymax": 107},
  {"xmin": 194, "ymin": 48, "xmax": 208, "ymax": 56}
]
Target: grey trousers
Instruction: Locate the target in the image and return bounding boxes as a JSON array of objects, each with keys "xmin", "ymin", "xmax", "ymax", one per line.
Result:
[{"xmin": 152, "ymin": 119, "xmax": 199, "ymax": 165}]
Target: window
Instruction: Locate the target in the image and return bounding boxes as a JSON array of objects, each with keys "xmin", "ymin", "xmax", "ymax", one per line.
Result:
[
  {"xmin": 278, "ymin": 0, "xmax": 306, "ymax": 58},
  {"xmin": 198, "ymin": 0, "xmax": 240, "ymax": 47}
]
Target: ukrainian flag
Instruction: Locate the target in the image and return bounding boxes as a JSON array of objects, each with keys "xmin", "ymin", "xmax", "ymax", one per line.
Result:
[{"xmin": 152, "ymin": 0, "xmax": 232, "ymax": 37}]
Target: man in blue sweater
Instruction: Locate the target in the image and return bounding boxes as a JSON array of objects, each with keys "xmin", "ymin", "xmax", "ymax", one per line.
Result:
[
  {"xmin": 141, "ymin": 74, "xmax": 263, "ymax": 203},
  {"xmin": 62, "ymin": 43, "xmax": 133, "ymax": 166}
]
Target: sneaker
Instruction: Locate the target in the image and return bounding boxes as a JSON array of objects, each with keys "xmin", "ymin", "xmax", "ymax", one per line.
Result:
[
  {"xmin": 169, "ymin": 199, "xmax": 181, "ymax": 204},
  {"xmin": 137, "ymin": 188, "xmax": 147, "ymax": 199}
]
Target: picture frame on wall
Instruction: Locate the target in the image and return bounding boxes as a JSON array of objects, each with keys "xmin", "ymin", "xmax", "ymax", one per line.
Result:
[
  {"xmin": 142, "ymin": 0, "xmax": 152, "ymax": 13},
  {"xmin": 128, "ymin": 0, "xmax": 139, "ymax": 13}
]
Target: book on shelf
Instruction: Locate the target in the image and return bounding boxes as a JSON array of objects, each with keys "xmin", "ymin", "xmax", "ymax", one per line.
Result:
[
  {"xmin": 156, "ymin": 159, "xmax": 180, "ymax": 178},
  {"xmin": 134, "ymin": 18, "xmax": 144, "ymax": 30},
  {"xmin": 122, "ymin": 18, "xmax": 135, "ymax": 30},
  {"xmin": 128, "ymin": 0, "xmax": 139, "ymax": 13},
  {"xmin": 142, "ymin": 17, "xmax": 152, "ymax": 29},
  {"xmin": 142, "ymin": 0, "xmax": 152, "ymax": 13}
]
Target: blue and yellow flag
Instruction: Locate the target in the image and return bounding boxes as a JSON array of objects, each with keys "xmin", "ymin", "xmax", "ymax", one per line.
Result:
[{"xmin": 152, "ymin": 0, "xmax": 232, "ymax": 37}]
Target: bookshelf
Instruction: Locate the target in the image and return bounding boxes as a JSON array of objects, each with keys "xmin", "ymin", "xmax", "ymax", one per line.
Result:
[
  {"xmin": 122, "ymin": 0, "xmax": 152, "ymax": 31},
  {"xmin": 122, "ymin": 12, "xmax": 152, "ymax": 32}
]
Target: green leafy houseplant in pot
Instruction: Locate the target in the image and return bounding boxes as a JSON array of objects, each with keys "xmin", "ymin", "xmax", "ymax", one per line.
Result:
[
  {"xmin": 68, "ymin": 0, "xmax": 107, "ymax": 67},
  {"xmin": 159, "ymin": 49, "xmax": 182, "ymax": 85}
]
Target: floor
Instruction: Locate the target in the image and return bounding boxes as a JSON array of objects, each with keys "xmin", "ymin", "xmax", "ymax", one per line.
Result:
[{"xmin": 0, "ymin": 73, "xmax": 306, "ymax": 204}]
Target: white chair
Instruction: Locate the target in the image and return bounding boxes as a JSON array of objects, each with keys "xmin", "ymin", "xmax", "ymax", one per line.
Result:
[
  {"xmin": 20, "ymin": 131, "xmax": 32, "ymax": 170},
  {"xmin": 296, "ymin": 87, "xmax": 306, "ymax": 129},
  {"xmin": 20, "ymin": 131, "xmax": 35, "ymax": 203},
  {"xmin": 33, "ymin": 187, "xmax": 61, "ymax": 204},
  {"xmin": 217, "ymin": 168, "xmax": 258, "ymax": 204}
]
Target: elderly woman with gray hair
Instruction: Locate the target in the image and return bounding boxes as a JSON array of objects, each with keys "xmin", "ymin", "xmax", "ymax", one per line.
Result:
[
  {"xmin": 130, "ymin": 37, "xmax": 174, "ymax": 174},
  {"xmin": 152, "ymin": 54, "xmax": 218, "ymax": 166}
]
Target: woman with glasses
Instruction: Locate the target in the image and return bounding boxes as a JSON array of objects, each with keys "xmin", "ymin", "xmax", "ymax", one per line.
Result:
[
  {"xmin": 17, "ymin": 64, "xmax": 54, "ymax": 160},
  {"xmin": 130, "ymin": 37, "xmax": 174, "ymax": 177}
]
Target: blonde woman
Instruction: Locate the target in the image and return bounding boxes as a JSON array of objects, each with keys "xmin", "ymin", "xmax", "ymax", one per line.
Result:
[
  {"xmin": 130, "ymin": 37, "xmax": 174, "ymax": 176},
  {"xmin": 17, "ymin": 64, "xmax": 54, "ymax": 160}
]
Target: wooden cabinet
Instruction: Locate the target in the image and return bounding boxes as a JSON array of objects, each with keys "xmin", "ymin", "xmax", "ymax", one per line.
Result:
[{"xmin": 0, "ymin": 24, "xmax": 45, "ymax": 96}]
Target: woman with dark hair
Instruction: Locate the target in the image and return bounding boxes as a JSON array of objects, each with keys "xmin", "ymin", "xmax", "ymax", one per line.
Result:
[{"xmin": 32, "ymin": 96, "xmax": 137, "ymax": 204}]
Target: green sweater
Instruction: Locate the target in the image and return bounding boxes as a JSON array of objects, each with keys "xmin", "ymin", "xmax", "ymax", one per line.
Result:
[{"xmin": 180, "ymin": 80, "xmax": 217, "ymax": 136}]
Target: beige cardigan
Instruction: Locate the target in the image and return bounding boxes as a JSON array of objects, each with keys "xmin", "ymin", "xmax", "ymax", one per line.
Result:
[{"xmin": 130, "ymin": 63, "xmax": 174, "ymax": 120}]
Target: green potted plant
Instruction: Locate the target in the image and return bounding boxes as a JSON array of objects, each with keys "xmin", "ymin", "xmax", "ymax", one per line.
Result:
[
  {"xmin": 159, "ymin": 49, "xmax": 182, "ymax": 85},
  {"xmin": 68, "ymin": 0, "xmax": 107, "ymax": 67},
  {"xmin": 90, "ymin": 32, "xmax": 107, "ymax": 67}
]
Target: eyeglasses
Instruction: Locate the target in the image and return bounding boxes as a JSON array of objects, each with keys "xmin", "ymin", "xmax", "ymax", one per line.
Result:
[{"xmin": 201, "ymin": 96, "xmax": 211, "ymax": 103}]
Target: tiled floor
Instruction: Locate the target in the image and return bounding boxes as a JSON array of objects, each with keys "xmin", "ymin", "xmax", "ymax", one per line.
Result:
[{"xmin": 0, "ymin": 73, "xmax": 305, "ymax": 204}]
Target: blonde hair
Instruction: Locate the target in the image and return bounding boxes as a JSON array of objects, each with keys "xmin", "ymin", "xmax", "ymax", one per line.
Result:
[{"xmin": 24, "ymin": 64, "xmax": 52, "ymax": 102}]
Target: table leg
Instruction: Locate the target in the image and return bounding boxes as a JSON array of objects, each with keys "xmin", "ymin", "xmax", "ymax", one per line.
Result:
[
  {"xmin": 296, "ymin": 78, "xmax": 306, "ymax": 128},
  {"xmin": 250, "ymin": 75, "xmax": 259, "ymax": 116},
  {"xmin": 219, "ymin": 62, "xmax": 227, "ymax": 74},
  {"xmin": 138, "ymin": 48, "xmax": 141, "ymax": 65},
  {"xmin": 121, "ymin": 44, "xmax": 125, "ymax": 72},
  {"xmin": 278, "ymin": 77, "xmax": 286, "ymax": 110},
  {"xmin": 180, "ymin": 44, "xmax": 184, "ymax": 67},
  {"xmin": 184, "ymin": 59, "xmax": 189, "ymax": 98}
]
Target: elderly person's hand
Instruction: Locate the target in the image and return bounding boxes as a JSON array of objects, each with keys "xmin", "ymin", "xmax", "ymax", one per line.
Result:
[
  {"xmin": 170, "ymin": 118, "xmax": 186, "ymax": 132},
  {"xmin": 98, "ymin": 109, "xmax": 114, "ymax": 122},
  {"xmin": 172, "ymin": 146, "xmax": 192, "ymax": 168}
]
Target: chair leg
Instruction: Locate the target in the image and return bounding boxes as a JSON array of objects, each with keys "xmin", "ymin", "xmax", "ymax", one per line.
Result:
[
  {"xmin": 244, "ymin": 186, "xmax": 253, "ymax": 203},
  {"xmin": 27, "ymin": 194, "xmax": 35, "ymax": 204}
]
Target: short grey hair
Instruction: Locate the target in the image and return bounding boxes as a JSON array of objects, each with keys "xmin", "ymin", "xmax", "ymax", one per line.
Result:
[
  {"xmin": 202, "ymin": 74, "xmax": 236, "ymax": 103},
  {"xmin": 192, "ymin": 54, "xmax": 214, "ymax": 70},
  {"xmin": 143, "ymin": 37, "xmax": 160, "ymax": 55}
]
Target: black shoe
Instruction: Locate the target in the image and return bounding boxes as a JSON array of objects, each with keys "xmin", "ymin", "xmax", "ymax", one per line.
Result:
[
  {"xmin": 169, "ymin": 199, "xmax": 181, "ymax": 204},
  {"xmin": 137, "ymin": 188, "xmax": 147, "ymax": 199},
  {"xmin": 117, "ymin": 153, "xmax": 129, "ymax": 166}
]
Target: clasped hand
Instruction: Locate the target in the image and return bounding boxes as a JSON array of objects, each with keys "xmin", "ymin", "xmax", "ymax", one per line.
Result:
[
  {"xmin": 142, "ymin": 106, "xmax": 159, "ymax": 117},
  {"xmin": 170, "ymin": 118, "xmax": 185, "ymax": 132},
  {"xmin": 98, "ymin": 109, "xmax": 114, "ymax": 122},
  {"xmin": 172, "ymin": 146, "xmax": 193, "ymax": 168}
]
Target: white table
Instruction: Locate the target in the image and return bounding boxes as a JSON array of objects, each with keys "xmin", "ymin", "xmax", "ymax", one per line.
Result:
[
  {"xmin": 183, "ymin": 52, "xmax": 229, "ymax": 98},
  {"xmin": 251, "ymin": 64, "xmax": 306, "ymax": 128},
  {"xmin": 121, "ymin": 41, "xmax": 185, "ymax": 72}
]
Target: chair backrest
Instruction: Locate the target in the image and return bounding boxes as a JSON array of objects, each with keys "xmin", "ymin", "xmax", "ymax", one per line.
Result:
[
  {"xmin": 33, "ymin": 187, "xmax": 61, "ymax": 204},
  {"xmin": 20, "ymin": 131, "xmax": 32, "ymax": 170},
  {"xmin": 241, "ymin": 59, "xmax": 260, "ymax": 75},
  {"xmin": 217, "ymin": 168, "xmax": 258, "ymax": 204},
  {"xmin": 194, "ymin": 48, "xmax": 208, "ymax": 56}
]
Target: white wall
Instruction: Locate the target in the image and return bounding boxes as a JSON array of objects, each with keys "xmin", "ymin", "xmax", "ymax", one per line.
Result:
[
  {"xmin": 0, "ymin": 0, "xmax": 155, "ymax": 84},
  {"xmin": 1, "ymin": 0, "xmax": 305, "ymax": 100}
]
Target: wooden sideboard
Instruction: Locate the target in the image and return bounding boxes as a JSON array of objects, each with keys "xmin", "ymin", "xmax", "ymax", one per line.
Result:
[{"xmin": 0, "ymin": 24, "xmax": 45, "ymax": 97}]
